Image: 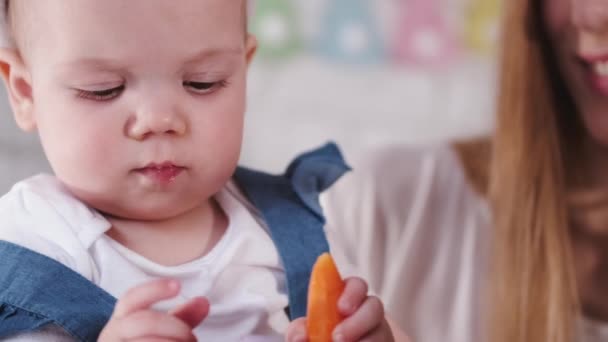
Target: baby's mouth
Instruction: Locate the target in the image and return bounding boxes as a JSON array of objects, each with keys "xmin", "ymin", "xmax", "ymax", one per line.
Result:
[{"xmin": 135, "ymin": 162, "xmax": 185, "ymax": 184}]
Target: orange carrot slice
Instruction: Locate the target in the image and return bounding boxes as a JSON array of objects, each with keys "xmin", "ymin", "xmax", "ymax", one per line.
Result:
[{"xmin": 307, "ymin": 253, "xmax": 346, "ymax": 342}]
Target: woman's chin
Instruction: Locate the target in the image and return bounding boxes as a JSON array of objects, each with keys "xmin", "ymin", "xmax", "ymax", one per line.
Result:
[{"xmin": 581, "ymin": 110, "xmax": 608, "ymax": 148}]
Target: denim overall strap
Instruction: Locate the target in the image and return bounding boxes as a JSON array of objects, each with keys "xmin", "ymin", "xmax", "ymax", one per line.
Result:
[
  {"xmin": 233, "ymin": 142, "xmax": 350, "ymax": 319},
  {"xmin": 0, "ymin": 241, "xmax": 116, "ymax": 341}
]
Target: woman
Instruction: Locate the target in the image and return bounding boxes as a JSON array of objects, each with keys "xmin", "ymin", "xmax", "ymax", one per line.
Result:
[{"xmin": 323, "ymin": 0, "xmax": 608, "ymax": 341}]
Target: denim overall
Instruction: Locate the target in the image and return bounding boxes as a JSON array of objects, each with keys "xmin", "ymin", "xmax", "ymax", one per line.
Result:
[{"xmin": 0, "ymin": 143, "xmax": 349, "ymax": 341}]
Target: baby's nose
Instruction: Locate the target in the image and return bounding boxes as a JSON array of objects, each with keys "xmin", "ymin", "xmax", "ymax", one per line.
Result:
[{"xmin": 126, "ymin": 109, "xmax": 188, "ymax": 141}]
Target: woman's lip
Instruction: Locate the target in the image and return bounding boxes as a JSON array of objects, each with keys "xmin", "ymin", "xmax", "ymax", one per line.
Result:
[
  {"xmin": 580, "ymin": 53, "xmax": 608, "ymax": 63},
  {"xmin": 576, "ymin": 54, "xmax": 608, "ymax": 96},
  {"xmin": 586, "ymin": 69, "xmax": 608, "ymax": 97}
]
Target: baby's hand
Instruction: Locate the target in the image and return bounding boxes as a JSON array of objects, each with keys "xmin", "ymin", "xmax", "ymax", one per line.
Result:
[
  {"xmin": 286, "ymin": 277, "xmax": 395, "ymax": 342},
  {"xmin": 99, "ymin": 279, "xmax": 209, "ymax": 342}
]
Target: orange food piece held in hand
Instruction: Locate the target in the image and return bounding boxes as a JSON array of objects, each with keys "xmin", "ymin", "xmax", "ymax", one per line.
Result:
[{"xmin": 307, "ymin": 252, "xmax": 346, "ymax": 342}]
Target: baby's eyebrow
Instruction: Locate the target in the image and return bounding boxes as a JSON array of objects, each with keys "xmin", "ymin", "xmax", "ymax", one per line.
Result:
[
  {"xmin": 183, "ymin": 46, "xmax": 244, "ymax": 64},
  {"xmin": 55, "ymin": 58, "xmax": 128, "ymax": 73},
  {"xmin": 55, "ymin": 47, "xmax": 245, "ymax": 72}
]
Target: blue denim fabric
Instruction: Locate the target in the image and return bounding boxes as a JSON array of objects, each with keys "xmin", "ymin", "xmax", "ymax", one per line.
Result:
[
  {"xmin": 0, "ymin": 142, "xmax": 349, "ymax": 340},
  {"xmin": 0, "ymin": 241, "xmax": 115, "ymax": 341},
  {"xmin": 234, "ymin": 142, "xmax": 350, "ymax": 319}
]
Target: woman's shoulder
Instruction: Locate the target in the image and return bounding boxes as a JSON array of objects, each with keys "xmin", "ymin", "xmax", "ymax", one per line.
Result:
[
  {"xmin": 321, "ymin": 142, "xmax": 491, "ymax": 277},
  {"xmin": 357, "ymin": 143, "xmax": 464, "ymax": 185},
  {"xmin": 324, "ymin": 143, "xmax": 483, "ymax": 216}
]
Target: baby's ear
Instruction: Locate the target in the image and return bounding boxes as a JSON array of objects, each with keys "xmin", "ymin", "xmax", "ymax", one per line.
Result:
[
  {"xmin": 245, "ymin": 34, "xmax": 257, "ymax": 67},
  {"xmin": 0, "ymin": 48, "xmax": 35, "ymax": 132}
]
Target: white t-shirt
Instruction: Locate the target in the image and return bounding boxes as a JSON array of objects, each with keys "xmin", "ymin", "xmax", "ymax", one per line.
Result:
[
  {"xmin": 321, "ymin": 144, "xmax": 608, "ymax": 342},
  {"xmin": 0, "ymin": 175, "xmax": 289, "ymax": 342}
]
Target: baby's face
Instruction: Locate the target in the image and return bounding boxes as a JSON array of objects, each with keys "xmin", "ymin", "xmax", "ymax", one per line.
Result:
[{"xmin": 16, "ymin": 0, "xmax": 255, "ymax": 220}]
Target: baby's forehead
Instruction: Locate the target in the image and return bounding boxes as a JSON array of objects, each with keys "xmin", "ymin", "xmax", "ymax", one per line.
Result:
[{"xmin": 0, "ymin": 0, "xmax": 252, "ymax": 49}]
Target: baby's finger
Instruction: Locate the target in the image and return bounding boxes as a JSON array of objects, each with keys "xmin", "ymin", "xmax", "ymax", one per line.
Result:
[
  {"xmin": 333, "ymin": 296, "xmax": 384, "ymax": 342},
  {"xmin": 169, "ymin": 296, "xmax": 210, "ymax": 328},
  {"xmin": 338, "ymin": 277, "xmax": 369, "ymax": 316},
  {"xmin": 359, "ymin": 320, "xmax": 396, "ymax": 342},
  {"xmin": 285, "ymin": 317, "xmax": 308, "ymax": 342},
  {"xmin": 113, "ymin": 279, "xmax": 180, "ymax": 318},
  {"xmin": 115, "ymin": 310, "xmax": 196, "ymax": 341}
]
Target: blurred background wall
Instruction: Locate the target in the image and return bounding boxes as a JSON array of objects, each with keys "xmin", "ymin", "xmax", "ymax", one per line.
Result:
[{"xmin": 0, "ymin": 0, "xmax": 499, "ymax": 192}]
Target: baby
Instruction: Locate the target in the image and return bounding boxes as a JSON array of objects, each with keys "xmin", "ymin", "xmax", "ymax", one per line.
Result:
[{"xmin": 0, "ymin": 1, "xmax": 397, "ymax": 341}]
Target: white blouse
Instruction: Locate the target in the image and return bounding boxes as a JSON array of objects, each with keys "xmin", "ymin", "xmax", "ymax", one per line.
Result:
[{"xmin": 322, "ymin": 144, "xmax": 608, "ymax": 342}]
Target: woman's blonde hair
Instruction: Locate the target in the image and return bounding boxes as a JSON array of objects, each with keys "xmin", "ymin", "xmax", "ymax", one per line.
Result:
[{"xmin": 456, "ymin": 0, "xmax": 587, "ymax": 340}]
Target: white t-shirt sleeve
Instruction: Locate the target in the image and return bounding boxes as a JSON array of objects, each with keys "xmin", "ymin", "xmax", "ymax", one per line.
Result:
[
  {"xmin": 0, "ymin": 178, "xmax": 76, "ymax": 269},
  {"xmin": 0, "ymin": 175, "xmax": 108, "ymax": 279}
]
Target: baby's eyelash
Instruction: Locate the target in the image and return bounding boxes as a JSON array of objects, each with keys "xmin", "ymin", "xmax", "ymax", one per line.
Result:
[
  {"xmin": 183, "ymin": 80, "xmax": 229, "ymax": 94},
  {"xmin": 76, "ymin": 85, "xmax": 125, "ymax": 101},
  {"xmin": 73, "ymin": 80, "xmax": 228, "ymax": 101}
]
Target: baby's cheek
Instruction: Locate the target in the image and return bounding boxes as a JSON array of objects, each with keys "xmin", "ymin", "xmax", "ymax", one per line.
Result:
[{"xmin": 49, "ymin": 129, "xmax": 120, "ymax": 187}]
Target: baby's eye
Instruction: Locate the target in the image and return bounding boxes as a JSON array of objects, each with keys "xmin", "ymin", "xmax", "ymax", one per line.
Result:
[
  {"xmin": 183, "ymin": 80, "xmax": 228, "ymax": 94},
  {"xmin": 76, "ymin": 85, "xmax": 124, "ymax": 101}
]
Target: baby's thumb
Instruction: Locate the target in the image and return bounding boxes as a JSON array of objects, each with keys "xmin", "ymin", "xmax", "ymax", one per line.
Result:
[
  {"xmin": 285, "ymin": 317, "xmax": 308, "ymax": 342},
  {"xmin": 169, "ymin": 296, "xmax": 210, "ymax": 329}
]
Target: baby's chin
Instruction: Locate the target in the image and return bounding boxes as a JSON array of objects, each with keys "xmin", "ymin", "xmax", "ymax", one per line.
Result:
[
  {"xmin": 67, "ymin": 186, "xmax": 207, "ymax": 222},
  {"xmin": 95, "ymin": 199, "xmax": 203, "ymax": 222}
]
